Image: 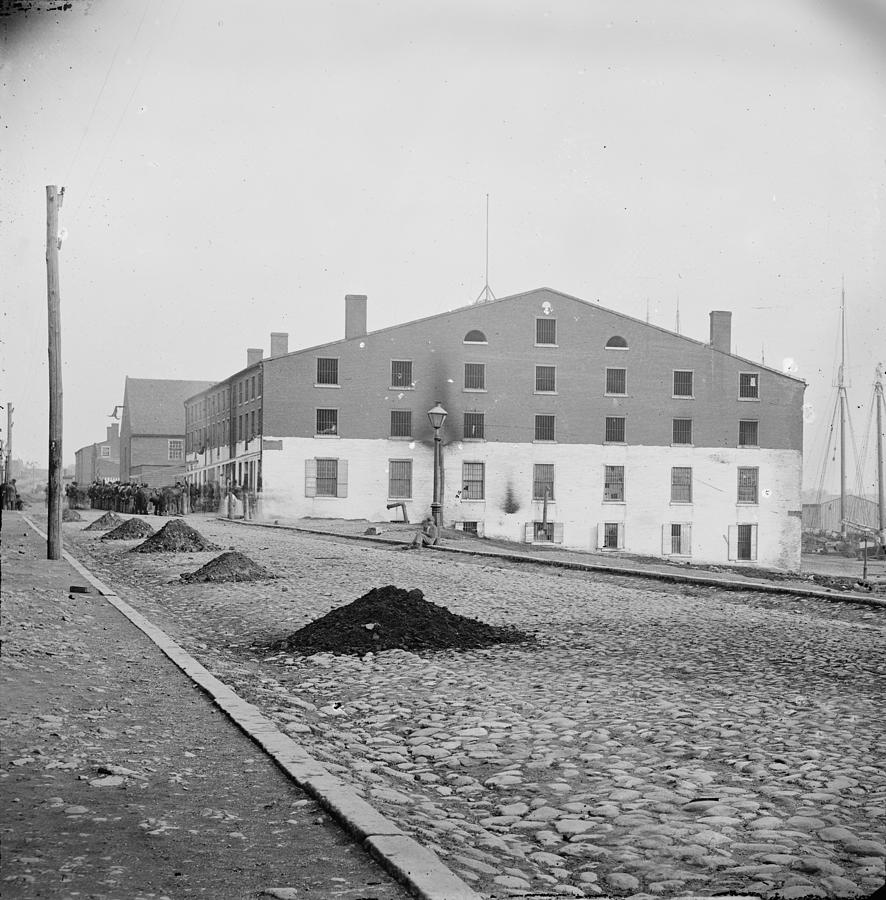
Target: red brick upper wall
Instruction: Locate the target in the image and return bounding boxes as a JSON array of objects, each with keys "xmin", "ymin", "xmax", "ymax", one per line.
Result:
[{"xmin": 261, "ymin": 288, "xmax": 805, "ymax": 451}]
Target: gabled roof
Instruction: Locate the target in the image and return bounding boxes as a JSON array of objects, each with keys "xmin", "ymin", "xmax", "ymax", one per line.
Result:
[
  {"xmin": 266, "ymin": 286, "xmax": 805, "ymax": 385},
  {"xmin": 124, "ymin": 377, "xmax": 214, "ymax": 435}
]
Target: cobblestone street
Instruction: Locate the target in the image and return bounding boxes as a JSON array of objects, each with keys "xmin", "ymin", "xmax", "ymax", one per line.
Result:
[{"xmin": 66, "ymin": 513, "xmax": 886, "ymax": 899}]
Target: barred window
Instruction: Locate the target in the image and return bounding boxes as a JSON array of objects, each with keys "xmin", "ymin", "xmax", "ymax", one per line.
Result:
[
  {"xmin": 671, "ymin": 467, "xmax": 692, "ymax": 503},
  {"xmin": 672, "ymin": 418, "xmax": 693, "ymax": 445},
  {"xmin": 461, "ymin": 521, "xmax": 479, "ymax": 535},
  {"xmin": 603, "ymin": 523, "xmax": 620, "ymax": 549},
  {"xmin": 739, "ymin": 420, "xmax": 758, "ymax": 446},
  {"xmin": 605, "ymin": 416, "xmax": 625, "ymax": 443},
  {"xmin": 317, "ymin": 357, "xmax": 339, "ymax": 385},
  {"xmin": 605, "ymin": 368, "xmax": 626, "ymax": 395},
  {"xmin": 391, "ymin": 360, "xmax": 413, "ymax": 388},
  {"xmin": 316, "ymin": 408, "xmax": 338, "ymax": 435},
  {"xmin": 673, "ymin": 370, "xmax": 694, "ymax": 397},
  {"xmin": 463, "ymin": 412, "xmax": 485, "ymax": 440},
  {"xmin": 462, "ymin": 462, "xmax": 485, "ymax": 500},
  {"xmin": 535, "ymin": 365, "xmax": 556, "ymax": 392},
  {"xmin": 316, "ymin": 458, "xmax": 339, "ymax": 496},
  {"xmin": 168, "ymin": 439, "xmax": 184, "ymax": 461},
  {"xmin": 390, "ymin": 410, "xmax": 412, "ymax": 438},
  {"xmin": 388, "ymin": 459, "xmax": 412, "ymax": 499},
  {"xmin": 464, "ymin": 363, "xmax": 486, "ymax": 390},
  {"xmin": 536, "ymin": 317, "xmax": 557, "ymax": 345},
  {"xmin": 533, "ymin": 463, "xmax": 555, "ymax": 500},
  {"xmin": 100, "ymin": 445, "xmax": 111, "ymax": 458},
  {"xmin": 737, "ymin": 466, "xmax": 759, "ymax": 503},
  {"xmin": 739, "ymin": 372, "xmax": 759, "ymax": 399},
  {"xmin": 604, "ymin": 465, "xmax": 625, "ymax": 501},
  {"xmin": 535, "ymin": 414, "xmax": 555, "ymax": 441}
]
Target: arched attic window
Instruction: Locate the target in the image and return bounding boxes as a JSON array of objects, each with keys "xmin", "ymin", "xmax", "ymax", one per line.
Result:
[
  {"xmin": 463, "ymin": 329, "xmax": 488, "ymax": 344},
  {"xmin": 605, "ymin": 335, "xmax": 628, "ymax": 349}
]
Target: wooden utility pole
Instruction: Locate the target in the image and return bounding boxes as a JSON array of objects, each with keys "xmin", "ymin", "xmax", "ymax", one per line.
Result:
[
  {"xmin": 4, "ymin": 402, "xmax": 12, "ymax": 483},
  {"xmin": 46, "ymin": 185, "xmax": 64, "ymax": 560}
]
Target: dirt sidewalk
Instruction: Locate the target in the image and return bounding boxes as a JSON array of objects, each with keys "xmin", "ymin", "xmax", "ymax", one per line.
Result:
[{"xmin": 0, "ymin": 511, "xmax": 410, "ymax": 900}]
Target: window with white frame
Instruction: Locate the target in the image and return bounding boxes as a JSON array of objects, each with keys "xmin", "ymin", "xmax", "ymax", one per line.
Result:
[
  {"xmin": 391, "ymin": 360, "xmax": 413, "ymax": 388},
  {"xmin": 663, "ymin": 522, "xmax": 692, "ymax": 556},
  {"xmin": 605, "ymin": 416, "xmax": 625, "ymax": 443},
  {"xmin": 317, "ymin": 357, "xmax": 339, "ymax": 385},
  {"xmin": 536, "ymin": 317, "xmax": 557, "ymax": 345},
  {"xmin": 599, "ymin": 522, "xmax": 624, "ymax": 550},
  {"xmin": 464, "ymin": 363, "xmax": 486, "ymax": 390},
  {"xmin": 461, "ymin": 462, "xmax": 485, "ymax": 500},
  {"xmin": 605, "ymin": 367, "xmax": 626, "ymax": 395},
  {"xmin": 168, "ymin": 439, "xmax": 184, "ymax": 461},
  {"xmin": 534, "ymin": 414, "xmax": 555, "ymax": 441},
  {"xmin": 463, "ymin": 411, "xmax": 485, "ymax": 440},
  {"xmin": 535, "ymin": 365, "xmax": 556, "ymax": 392},
  {"xmin": 390, "ymin": 410, "xmax": 412, "ymax": 438},
  {"xmin": 305, "ymin": 457, "xmax": 348, "ymax": 497},
  {"xmin": 100, "ymin": 445, "xmax": 111, "ymax": 458},
  {"xmin": 671, "ymin": 467, "xmax": 692, "ymax": 503},
  {"xmin": 672, "ymin": 418, "xmax": 693, "ymax": 445},
  {"xmin": 388, "ymin": 459, "xmax": 412, "ymax": 498},
  {"xmin": 728, "ymin": 523, "xmax": 757, "ymax": 561},
  {"xmin": 316, "ymin": 408, "xmax": 338, "ymax": 435},
  {"xmin": 533, "ymin": 463, "xmax": 554, "ymax": 500},
  {"xmin": 738, "ymin": 420, "xmax": 759, "ymax": 447},
  {"xmin": 737, "ymin": 466, "xmax": 759, "ymax": 504},
  {"xmin": 605, "ymin": 335, "xmax": 628, "ymax": 349},
  {"xmin": 673, "ymin": 370, "xmax": 694, "ymax": 397},
  {"xmin": 739, "ymin": 372, "xmax": 759, "ymax": 399},
  {"xmin": 604, "ymin": 465, "xmax": 624, "ymax": 501}
]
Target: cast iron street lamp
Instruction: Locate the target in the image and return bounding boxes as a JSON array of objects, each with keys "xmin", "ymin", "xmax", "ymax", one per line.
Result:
[{"xmin": 427, "ymin": 402, "xmax": 447, "ymax": 531}]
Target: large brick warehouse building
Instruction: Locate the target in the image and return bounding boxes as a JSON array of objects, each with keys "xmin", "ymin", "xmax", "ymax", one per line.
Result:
[{"xmin": 184, "ymin": 288, "xmax": 806, "ymax": 568}]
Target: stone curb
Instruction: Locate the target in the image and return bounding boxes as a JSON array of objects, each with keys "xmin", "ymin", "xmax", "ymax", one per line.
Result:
[
  {"xmin": 21, "ymin": 516, "xmax": 481, "ymax": 900},
  {"xmin": 219, "ymin": 517, "xmax": 886, "ymax": 609}
]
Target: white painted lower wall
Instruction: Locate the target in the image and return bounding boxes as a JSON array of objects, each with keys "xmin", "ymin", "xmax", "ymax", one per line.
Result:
[{"xmin": 257, "ymin": 436, "xmax": 802, "ymax": 569}]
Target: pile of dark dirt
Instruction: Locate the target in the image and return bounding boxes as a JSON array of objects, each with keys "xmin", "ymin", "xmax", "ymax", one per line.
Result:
[
  {"xmin": 102, "ymin": 518, "xmax": 155, "ymax": 541},
  {"xmin": 180, "ymin": 551, "xmax": 275, "ymax": 583},
  {"xmin": 84, "ymin": 512, "xmax": 125, "ymax": 532},
  {"xmin": 270, "ymin": 585, "xmax": 534, "ymax": 656},
  {"xmin": 132, "ymin": 518, "xmax": 219, "ymax": 553},
  {"xmin": 62, "ymin": 509, "xmax": 82, "ymax": 522}
]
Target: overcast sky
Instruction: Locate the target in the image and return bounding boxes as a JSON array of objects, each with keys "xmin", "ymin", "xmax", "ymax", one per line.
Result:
[{"xmin": 2, "ymin": 0, "xmax": 884, "ymax": 494}]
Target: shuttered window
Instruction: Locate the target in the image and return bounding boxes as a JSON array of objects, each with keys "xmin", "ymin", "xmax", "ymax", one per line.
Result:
[{"xmin": 305, "ymin": 458, "xmax": 348, "ymax": 498}]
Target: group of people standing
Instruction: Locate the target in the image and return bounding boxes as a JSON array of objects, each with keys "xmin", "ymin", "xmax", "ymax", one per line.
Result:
[
  {"xmin": 2, "ymin": 479, "xmax": 22, "ymax": 510},
  {"xmin": 78, "ymin": 480, "xmax": 189, "ymax": 516}
]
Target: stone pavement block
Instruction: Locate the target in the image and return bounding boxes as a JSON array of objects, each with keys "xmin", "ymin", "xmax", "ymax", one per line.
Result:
[{"xmin": 365, "ymin": 834, "xmax": 482, "ymax": 900}]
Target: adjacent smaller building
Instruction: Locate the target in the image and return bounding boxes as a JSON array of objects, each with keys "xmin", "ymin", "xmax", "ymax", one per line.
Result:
[
  {"xmin": 802, "ymin": 495, "xmax": 879, "ymax": 534},
  {"xmin": 74, "ymin": 423, "xmax": 120, "ymax": 484},
  {"xmin": 120, "ymin": 376, "xmax": 214, "ymax": 486}
]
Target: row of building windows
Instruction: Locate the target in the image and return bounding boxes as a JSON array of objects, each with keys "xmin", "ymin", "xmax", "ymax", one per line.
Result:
[
  {"xmin": 187, "ymin": 409, "xmax": 263, "ymax": 452},
  {"xmin": 313, "ymin": 357, "xmax": 762, "ymax": 400},
  {"xmin": 323, "ymin": 408, "xmax": 761, "ymax": 447},
  {"xmin": 187, "ymin": 374, "xmax": 264, "ymax": 425},
  {"xmin": 305, "ymin": 457, "xmax": 760, "ymax": 506}
]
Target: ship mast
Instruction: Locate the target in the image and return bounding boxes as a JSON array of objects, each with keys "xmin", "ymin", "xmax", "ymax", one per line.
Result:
[
  {"xmin": 876, "ymin": 363, "xmax": 885, "ymax": 545},
  {"xmin": 838, "ymin": 281, "xmax": 848, "ymax": 539}
]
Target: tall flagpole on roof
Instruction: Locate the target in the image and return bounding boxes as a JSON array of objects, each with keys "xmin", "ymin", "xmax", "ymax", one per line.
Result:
[{"xmin": 475, "ymin": 193, "xmax": 495, "ymax": 304}]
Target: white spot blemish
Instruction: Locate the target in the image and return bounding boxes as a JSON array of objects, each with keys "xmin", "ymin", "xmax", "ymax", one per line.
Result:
[
  {"xmin": 408, "ymin": 442, "xmax": 415, "ymax": 450},
  {"xmin": 359, "ymin": 341, "xmax": 365, "ymax": 348},
  {"xmin": 447, "ymin": 378, "xmax": 454, "ymax": 384},
  {"xmin": 782, "ymin": 357, "xmax": 797, "ymax": 374},
  {"xmin": 397, "ymin": 393, "xmax": 404, "ymax": 400}
]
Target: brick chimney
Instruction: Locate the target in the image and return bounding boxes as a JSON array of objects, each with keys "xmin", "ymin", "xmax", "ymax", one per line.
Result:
[
  {"xmin": 106, "ymin": 423, "xmax": 119, "ymax": 442},
  {"xmin": 345, "ymin": 294, "xmax": 367, "ymax": 340},
  {"xmin": 709, "ymin": 311, "xmax": 732, "ymax": 354},
  {"xmin": 247, "ymin": 348, "xmax": 263, "ymax": 367},
  {"xmin": 270, "ymin": 332, "xmax": 289, "ymax": 357}
]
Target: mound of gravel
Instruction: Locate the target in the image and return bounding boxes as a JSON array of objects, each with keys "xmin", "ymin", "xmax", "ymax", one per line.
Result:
[
  {"xmin": 180, "ymin": 551, "xmax": 275, "ymax": 583},
  {"xmin": 271, "ymin": 585, "xmax": 534, "ymax": 656},
  {"xmin": 132, "ymin": 518, "xmax": 219, "ymax": 553},
  {"xmin": 102, "ymin": 518, "xmax": 155, "ymax": 541},
  {"xmin": 62, "ymin": 509, "xmax": 82, "ymax": 522},
  {"xmin": 84, "ymin": 512, "xmax": 125, "ymax": 532}
]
